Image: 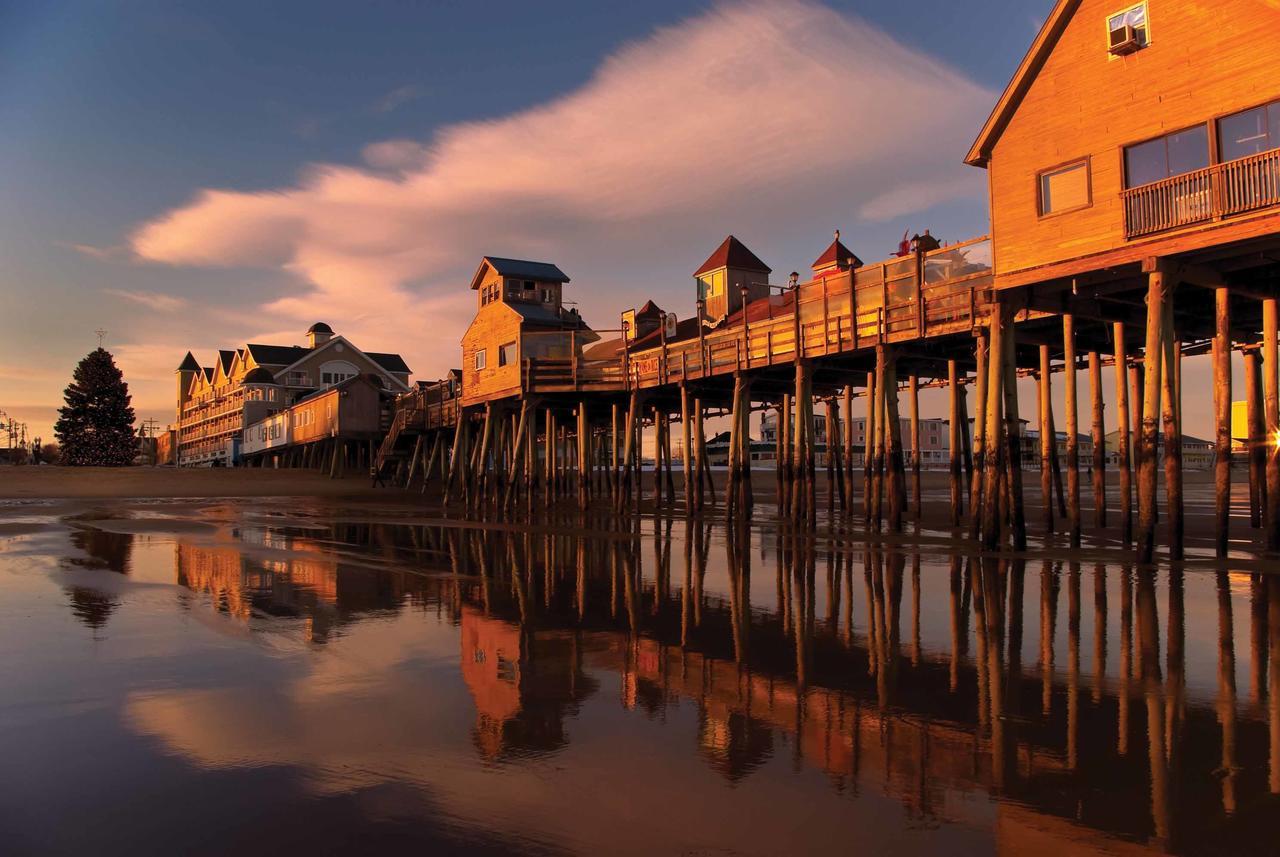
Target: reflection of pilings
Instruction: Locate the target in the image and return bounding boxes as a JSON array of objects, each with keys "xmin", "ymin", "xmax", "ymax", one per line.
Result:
[
  {"xmin": 1119, "ymin": 566, "xmax": 1133, "ymax": 756},
  {"xmin": 1216, "ymin": 571, "xmax": 1239, "ymax": 814},
  {"xmin": 1136, "ymin": 568, "xmax": 1170, "ymax": 847},
  {"xmin": 1165, "ymin": 569, "xmax": 1185, "ymax": 777},
  {"xmin": 1067, "ymin": 563, "xmax": 1081, "ymax": 770},
  {"xmin": 1270, "ymin": 576, "xmax": 1280, "ymax": 794},
  {"xmin": 949, "ymin": 556, "xmax": 963, "ymax": 693},
  {"xmin": 1040, "ymin": 561, "xmax": 1059, "ymax": 715},
  {"xmin": 971, "ymin": 558, "xmax": 990, "ymax": 731},
  {"xmin": 911, "ymin": 554, "xmax": 921, "ymax": 668},
  {"xmin": 1253, "ymin": 574, "xmax": 1268, "ymax": 706},
  {"xmin": 978, "ymin": 557, "xmax": 1011, "ymax": 792},
  {"xmin": 1093, "ymin": 563, "xmax": 1107, "ymax": 705}
]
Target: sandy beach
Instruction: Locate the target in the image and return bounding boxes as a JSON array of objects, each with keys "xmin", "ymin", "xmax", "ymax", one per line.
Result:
[{"xmin": 0, "ymin": 466, "xmax": 384, "ymax": 500}]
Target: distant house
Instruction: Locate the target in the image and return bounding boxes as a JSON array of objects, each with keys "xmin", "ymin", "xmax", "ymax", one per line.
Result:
[{"xmin": 175, "ymin": 322, "xmax": 410, "ymax": 466}]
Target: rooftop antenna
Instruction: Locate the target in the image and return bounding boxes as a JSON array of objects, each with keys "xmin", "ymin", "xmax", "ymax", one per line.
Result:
[{"xmin": 94, "ymin": 328, "xmax": 108, "ymax": 348}]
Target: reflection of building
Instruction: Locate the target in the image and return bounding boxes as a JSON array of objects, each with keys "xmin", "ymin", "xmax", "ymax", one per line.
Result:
[
  {"xmin": 459, "ymin": 606, "xmax": 596, "ymax": 760},
  {"xmin": 175, "ymin": 322, "xmax": 410, "ymax": 467}
]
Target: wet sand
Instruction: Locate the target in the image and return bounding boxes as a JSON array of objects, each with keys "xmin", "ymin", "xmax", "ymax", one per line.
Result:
[
  {"xmin": 3, "ymin": 493, "xmax": 1280, "ymax": 855},
  {"xmin": 0, "ymin": 466, "xmax": 382, "ymax": 500}
]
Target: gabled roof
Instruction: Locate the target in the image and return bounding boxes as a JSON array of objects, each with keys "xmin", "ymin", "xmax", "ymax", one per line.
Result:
[
  {"xmin": 966, "ymin": 0, "xmax": 1079, "ymax": 167},
  {"xmin": 366, "ymin": 351, "xmax": 411, "ymax": 374},
  {"xmin": 469, "ymin": 257, "xmax": 570, "ymax": 290},
  {"xmin": 176, "ymin": 351, "xmax": 200, "ymax": 372},
  {"xmin": 635, "ymin": 300, "xmax": 664, "ymax": 319},
  {"xmin": 217, "ymin": 350, "xmax": 236, "ymax": 373},
  {"xmin": 201, "ymin": 367, "xmax": 214, "ymax": 381},
  {"xmin": 694, "ymin": 236, "xmax": 771, "ymax": 277},
  {"xmin": 812, "ymin": 238, "xmax": 863, "ymax": 271},
  {"xmin": 245, "ymin": 343, "xmax": 308, "ymax": 366}
]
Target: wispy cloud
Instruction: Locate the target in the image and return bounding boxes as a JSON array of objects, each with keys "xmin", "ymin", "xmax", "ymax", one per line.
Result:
[
  {"xmin": 103, "ymin": 289, "xmax": 186, "ymax": 312},
  {"xmin": 130, "ymin": 0, "xmax": 993, "ymax": 382},
  {"xmin": 65, "ymin": 242, "xmax": 131, "ymax": 261},
  {"xmin": 372, "ymin": 84, "xmax": 423, "ymax": 114}
]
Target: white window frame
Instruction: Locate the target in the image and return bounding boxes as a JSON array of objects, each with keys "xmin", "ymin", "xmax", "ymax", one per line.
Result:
[
  {"xmin": 475, "ymin": 349, "xmax": 487, "ymax": 371},
  {"xmin": 1106, "ymin": 2, "xmax": 1150, "ymax": 54}
]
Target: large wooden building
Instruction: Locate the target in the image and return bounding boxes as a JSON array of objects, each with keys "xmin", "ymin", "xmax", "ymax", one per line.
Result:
[
  {"xmin": 460, "ymin": 257, "xmax": 598, "ymax": 408},
  {"xmin": 968, "ymin": 0, "xmax": 1280, "ymax": 289}
]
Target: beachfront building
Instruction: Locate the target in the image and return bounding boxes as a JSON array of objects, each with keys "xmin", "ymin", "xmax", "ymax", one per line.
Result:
[
  {"xmin": 240, "ymin": 374, "xmax": 392, "ymax": 467},
  {"xmin": 758, "ymin": 412, "xmax": 950, "ymax": 468},
  {"xmin": 175, "ymin": 323, "xmax": 411, "ymax": 466},
  {"xmin": 460, "ymin": 257, "xmax": 599, "ymax": 409}
]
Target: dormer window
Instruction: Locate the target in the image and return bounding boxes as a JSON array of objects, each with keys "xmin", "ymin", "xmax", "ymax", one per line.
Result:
[{"xmin": 1108, "ymin": 3, "xmax": 1148, "ymax": 55}]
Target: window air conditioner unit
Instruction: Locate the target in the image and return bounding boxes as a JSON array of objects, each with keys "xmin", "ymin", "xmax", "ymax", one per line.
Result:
[{"xmin": 1109, "ymin": 24, "xmax": 1142, "ymax": 55}]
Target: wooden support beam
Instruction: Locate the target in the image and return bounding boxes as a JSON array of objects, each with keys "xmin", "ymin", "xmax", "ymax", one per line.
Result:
[
  {"xmin": 1002, "ymin": 312, "xmax": 1027, "ymax": 551},
  {"xmin": 843, "ymin": 385, "xmax": 855, "ymax": 514},
  {"xmin": 1089, "ymin": 351, "xmax": 1107, "ymax": 530},
  {"xmin": 949, "ymin": 360, "xmax": 962, "ymax": 526},
  {"xmin": 1064, "ymin": 314, "xmax": 1082, "ymax": 548},
  {"xmin": 864, "ymin": 368, "xmax": 878, "ymax": 527},
  {"xmin": 681, "ymin": 385, "xmax": 693, "ymax": 510},
  {"xmin": 1114, "ymin": 323, "xmax": 1133, "ymax": 545},
  {"xmin": 1265, "ymin": 298, "xmax": 1280, "ymax": 550},
  {"xmin": 1138, "ymin": 272, "xmax": 1167, "ymax": 564},
  {"xmin": 1246, "ymin": 349, "xmax": 1266, "ymax": 529},
  {"xmin": 1214, "ymin": 287, "xmax": 1232, "ymax": 558},
  {"xmin": 1038, "ymin": 346, "xmax": 1055, "ymax": 533},
  {"xmin": 969, "ymin": 332, "xmax": 989, "ymax": 540},
  {"xmin": 981, "ymin": 309, "xmax": 1005, "ymax": 550},
  {"xmin": 1162, "ymin": 289, "xmax": 1184, "ymax": 560},
  {"xmin": 885, "ymin": 350, "xmax": 906, "ymax": 532},
  {"xmin": 909, "ymin": 374, "xmax": 922, "ymax": 521}
]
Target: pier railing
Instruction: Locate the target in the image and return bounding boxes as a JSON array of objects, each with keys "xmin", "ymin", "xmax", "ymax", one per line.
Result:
[
  {"xmin": 1122, "ymin": 148, "xmax": 1280, "ymax": 238},
  {"xmin": 622, "ymin": 236, "xmax": 994, "ymax": 388}
]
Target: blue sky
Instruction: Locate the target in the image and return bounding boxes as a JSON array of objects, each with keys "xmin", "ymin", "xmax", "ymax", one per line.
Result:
[{"xmin": 0, "ymin": 0, "xmax": 1053, "ymax": 440}]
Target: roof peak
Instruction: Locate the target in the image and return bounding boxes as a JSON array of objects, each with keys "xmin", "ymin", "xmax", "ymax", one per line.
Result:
[{"xmin": 693, "ymin": 235, "xmax": 771, "ymax": 278}]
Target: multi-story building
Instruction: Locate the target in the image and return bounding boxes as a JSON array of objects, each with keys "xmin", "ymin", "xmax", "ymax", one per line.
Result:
[
  {"xmin": 174, "ymin": 322, "xmax": 411, "ymax": 466},
  {"xmin": 758, "ymin": 412, "xmax": 951, "ymax": 467}
]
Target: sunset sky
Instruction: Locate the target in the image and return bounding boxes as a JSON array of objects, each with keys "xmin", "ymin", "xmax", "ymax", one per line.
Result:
[{"xmin": 1, "ymin": 0, "xmax": 1059, "ymax": 442}]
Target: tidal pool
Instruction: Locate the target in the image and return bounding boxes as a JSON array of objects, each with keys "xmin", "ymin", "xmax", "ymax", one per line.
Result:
[{"xmin": 0, "ymin": 496, "xmax": 1276, "ymax": 855}]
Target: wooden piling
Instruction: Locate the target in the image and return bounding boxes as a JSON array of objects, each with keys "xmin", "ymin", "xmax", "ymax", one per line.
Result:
[
  {"xmin": 843, "ymin": 385, "xmax": 855, "ymax": 514},
  {"xmin": 680, "ymin": 385, "xmax": 693, "ymax": 509},
  {"xmin": 1246, "ymin": 348, "xmax": 1266, "ymax": 529},
  {"xmin": 970, "ymin": 331, "xmax": 989, "ymax": 540},
  {"xmin": 1161, "ymin": 295, "xmax": 1184, "ymax": 560},
  {"xmin": 909, "ymin": 374, "xmax": 921, "ymax": 521},
  {"xmin": 1001, "ymin": 314, "xmax": 1027, "ymax": 551},
  {"xmin": 885, "ymin": 350, "xmax": 906, "ymax": 532},
  {"xmin": 1064, "ymin": 314, "xmax": 1081, "ymax": 548},
  {"xmin": 1038, "ymin": 345, "xmax": 1055, "ymax": 534},
  {"xmin": 1114, "ymin": 323, "xmax": 1133, "ymax": 545},
  {"xmin": 981, "ymin": 311, "xmax": 1005, "ymax": 549},
  {"xmin": 864, "ymin": 369, "xmax": 877, "ymax": 526},
  {"xmin": 949, "ymin": 360, "xmax": 963, "ymax": 526},
  {"xmin": 1089, "ymin": 351, "xmax": 1107, "ymax": 530},
  {"xmin": 1266, "ymin": 298, "xmax": 1280, "ymax": 551},
  {"xmin": 1138, "ymin": 272, "xmax": 1167, "ymax": 564},
  {"xmin": 780, "ymin": 393, "xmax": 792, "ymax": 513},
  {"xmin": 1213, "ymin": 287, "xmax": 1232, "ymax": 557}
]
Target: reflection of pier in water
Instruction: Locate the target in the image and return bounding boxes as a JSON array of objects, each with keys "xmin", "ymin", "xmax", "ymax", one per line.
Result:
[{"xmin": 123, "ymin": 516, "xmax": 1280, "ymax": 853}]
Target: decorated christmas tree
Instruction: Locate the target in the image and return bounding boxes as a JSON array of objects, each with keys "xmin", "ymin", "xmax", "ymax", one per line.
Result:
[{"xmin": 54, "ymin": 348, "xmax": 139, "ymax": 466}]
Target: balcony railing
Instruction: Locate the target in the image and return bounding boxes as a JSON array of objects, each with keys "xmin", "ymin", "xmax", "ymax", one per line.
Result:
[{"xmin": 1122, "ymin": 148, "xmax": 1280, "ymax": 239}]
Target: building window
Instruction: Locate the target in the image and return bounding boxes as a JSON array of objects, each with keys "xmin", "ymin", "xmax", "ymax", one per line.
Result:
[
  {"xmin": 474, "ymin": 349, "xmax": 487, "ymax": 371},
  {"xmin": 1038, "ymin": 159, "xmax": 1091, "ymax": 215},
  {"xmin": 1107, "ymin": 3, "xmax": 1149, "ymax": 53},
  {"xmin": 286, "ymin": 371, "xmax": 311, "ymax": 387},
  {"xmin": 1219, "ymin": 101, "xmax": 1280, "ymax": 163},
  {"xmin": 697, "ymin": 270, "xmax": 725, "ymax": 301},
  {"xmin": 1124, "ymin": 125, "xmax": 1209, "ymax": 188},
  {"xmin": 541, "ymin": 287, "xmax": 554, "ymax": 304},
  {"xmin": 498, "ymin": 341, "xmax": 518, "ymax": 367}
]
